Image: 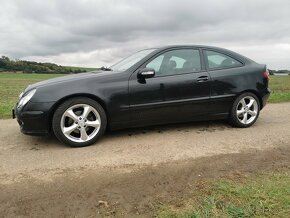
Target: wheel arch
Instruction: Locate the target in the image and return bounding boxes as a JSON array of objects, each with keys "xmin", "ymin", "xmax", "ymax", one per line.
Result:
[
  {"xmin": 237, "ymin": 89, "xmax": 263, "ymax": 110},
  {"xmin": 48, "ymin": 94, "xmax": 109, "ymax": 133}
]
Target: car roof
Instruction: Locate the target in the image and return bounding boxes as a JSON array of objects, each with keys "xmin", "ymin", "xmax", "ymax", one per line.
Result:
[
  {"xmin": 156, "ymin": 44, "xmax": 218, "ymax": 49},
  {"xmin": 153, "ymin": 45, "xmax": 235, "ymax": 53},
  {"xmin": 149, "ymin": 45, "xmax": 255, "ymax": 64}
]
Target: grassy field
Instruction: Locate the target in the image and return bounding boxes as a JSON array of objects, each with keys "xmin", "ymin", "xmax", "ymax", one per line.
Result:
[
  {"xmin": 0, "ymin": 73, "xmax": 290, "ymax": 118},
  {"xmin": 156, "ymin": 172, "xmax": 290, "ymax": 217},
  {"xmin": 268, "ymin": 76, "xmax": 290, "ymax": 103},
  {"xmin": 0, "ymin": 73, "xmax": 65, "ymax": 119}
]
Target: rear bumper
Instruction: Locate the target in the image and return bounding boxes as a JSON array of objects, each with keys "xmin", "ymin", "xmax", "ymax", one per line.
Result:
[
  {"xmin": 261, "ymin": 88, "xmax": 271, "ymax": 109},
  {"xmin": 13, "ymin": 102, "xmax": 55, "ymax": 136}
]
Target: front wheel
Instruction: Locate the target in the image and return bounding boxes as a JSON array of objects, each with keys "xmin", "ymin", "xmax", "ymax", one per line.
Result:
[
  {"xmin": 229, "ymin": 93, "xmax": 260, "ymax": 128},
  {"xmin": 52, "ymin": 97, "xmax": 107, "ymax": 147}
]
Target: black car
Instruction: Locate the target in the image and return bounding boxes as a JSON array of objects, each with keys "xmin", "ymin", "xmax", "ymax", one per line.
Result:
[{"xmin": 13, "ymin": 45, "xmax": 270, "ymax": 147}]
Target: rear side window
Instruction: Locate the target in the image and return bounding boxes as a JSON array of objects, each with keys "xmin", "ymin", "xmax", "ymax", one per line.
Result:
[{"xmin": 205, "ymin": 50, "xmax": 243, "ymax": 69}]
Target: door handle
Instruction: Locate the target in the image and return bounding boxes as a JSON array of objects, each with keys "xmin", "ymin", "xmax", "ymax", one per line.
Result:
[{"xmin": 196, "ymin": 76, "xmax": 209, "ymax": 82}]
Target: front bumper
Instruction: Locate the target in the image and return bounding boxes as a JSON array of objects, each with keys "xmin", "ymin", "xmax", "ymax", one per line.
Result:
[{"xmin": 13, "ymin": 102, "xmax": 55, "ymax": 136}]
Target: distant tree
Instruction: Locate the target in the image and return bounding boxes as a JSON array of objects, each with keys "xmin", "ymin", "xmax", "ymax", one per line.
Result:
[
  {"xmin": 268, "ymin": 70, "xmax": 275, "ymax": 75},
  {"xmin": 0, "ymin": 56, "xmax": 10, "ymax": 68},
  {"xmin": 0, "ymin": 56, "xmax": 96, "ymax": 74}
]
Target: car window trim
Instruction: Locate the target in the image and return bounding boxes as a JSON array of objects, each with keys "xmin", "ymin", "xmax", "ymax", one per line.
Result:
[{"xmin": 202, "ymin": 49, "xmax": 245, "ymax": 71}]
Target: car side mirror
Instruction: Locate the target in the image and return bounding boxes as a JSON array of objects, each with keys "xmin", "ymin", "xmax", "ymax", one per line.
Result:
[{"xmin": 138, "ymin": 68, "xmax": 155, "ymax": 79}]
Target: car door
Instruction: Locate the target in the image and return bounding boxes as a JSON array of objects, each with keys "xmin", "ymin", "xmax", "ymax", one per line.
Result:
[
  {"xmin": 203, "ymin": 49, "xmax": 245, "ymax": 114},
  {"xmin": 128, "ymin": 48, "xmax": 211, "ymax": 126}
]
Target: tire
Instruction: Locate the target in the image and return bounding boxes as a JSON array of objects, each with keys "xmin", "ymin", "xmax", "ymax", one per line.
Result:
[
  {"xmin": 229, "ymin": 92, "xmax": 260, "ymax": 128},
  {"xmin": 52, "ymin": 97, "xmax": 107, "ymax": 147}
]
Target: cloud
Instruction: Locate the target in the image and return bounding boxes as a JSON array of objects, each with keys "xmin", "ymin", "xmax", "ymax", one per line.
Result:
[{"xmin": 0, "ymin": 0, "xmax": 289, "ymax": 69}]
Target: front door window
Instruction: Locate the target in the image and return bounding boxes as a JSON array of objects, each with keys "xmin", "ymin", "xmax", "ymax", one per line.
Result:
[{"xmin": 146, "ymin": 49, "xmax": 201, "ymax": 77}]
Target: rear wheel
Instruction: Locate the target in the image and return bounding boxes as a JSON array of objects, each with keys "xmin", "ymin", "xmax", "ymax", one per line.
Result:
[
  {"xmin": 229, "ymin": 92, "xmax": 260, "ymax": 128},
  {"xmin": 52, "ymin": 97, "xmax": 107, "ymax": 147}
]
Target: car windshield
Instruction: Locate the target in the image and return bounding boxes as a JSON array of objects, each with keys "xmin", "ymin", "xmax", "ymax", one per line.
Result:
[{"xmin": 110, "ymin": 49, "xmax": 156, "ymax": 71}]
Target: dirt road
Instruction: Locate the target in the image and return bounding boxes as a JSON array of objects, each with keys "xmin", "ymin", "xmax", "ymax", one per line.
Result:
[{"xmin": 0, "ymin": 103, "xmax": 290, "ymax": 217}]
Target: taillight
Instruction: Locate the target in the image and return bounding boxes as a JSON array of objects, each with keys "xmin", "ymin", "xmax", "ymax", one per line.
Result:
[{"xmin": 263, "ymin": 69, "xmax": 270, "ymax": 80}]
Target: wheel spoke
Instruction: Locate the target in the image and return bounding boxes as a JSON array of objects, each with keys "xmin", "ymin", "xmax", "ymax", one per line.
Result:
[
  {"xmin": 248, "ymin": 110, "xmax": 257, "ymax": 116},
  {"xmin": 241, "ymin": 98, "xmax": 247, "ymax": 107},
  {"xmin": 82, "ymin": 106, "xmax": 91, "ymax": 119},
  {"xmin": 80, "ymin": 128, "xmax": 88, "ymax": 141},
  {"xmin": 63, "ymin": 123, "xmax": 78, "ymax": 135},
  {"xmin": 241, "ymin": 113, "xmax": 248, "ymax": 124},
  {"xmin": 247, "ymin": 99, "xmax": 255, "ymax": 108},
  {"xmin": 86, "ymin": 120, "xmax": 100, "ymax": 128},
  {"xmin": 237, "ymin": 109, "xmax": 245, "ymax": 116},
  {"xmin": 64, "ymin": 109, "xmax": 78, "ymax": 122}
]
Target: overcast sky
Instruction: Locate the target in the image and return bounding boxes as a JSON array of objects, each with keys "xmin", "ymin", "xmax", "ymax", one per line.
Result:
[{"xmin": 0, "ymin": 0, "xmax": 289, "ymax": 69}]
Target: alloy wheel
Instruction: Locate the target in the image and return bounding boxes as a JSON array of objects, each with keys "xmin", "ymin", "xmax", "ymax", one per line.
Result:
[
  {"xmin": 236, "ymin": 96, "xmax": 258, "ymax": 125},
  {"xmin": 60, "ymin": 104, "xmax": 101, "ymax": 143}
]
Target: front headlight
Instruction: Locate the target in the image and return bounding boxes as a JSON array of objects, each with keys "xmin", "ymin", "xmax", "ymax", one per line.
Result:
[
  {"xmin": 18, "ymin": 89, "xmax": 36, "ymax": 108},
  {"xmin": 19, "ymin": 92, "xmax": 24, "ymax": 99}
]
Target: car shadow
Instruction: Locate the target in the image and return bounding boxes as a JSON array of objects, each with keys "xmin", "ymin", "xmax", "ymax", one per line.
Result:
[
  {"xmin": 105, "ymin": 119, "xmax": 231, "ymax": 138},
  {"xmin": 26, "ymin": 119, "xmax": 231, "ymax": 149}
]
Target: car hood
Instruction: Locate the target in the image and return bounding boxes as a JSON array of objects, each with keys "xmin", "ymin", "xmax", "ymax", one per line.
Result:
[{"xmin": 24, "ymin": 71, "xmax": 121, "ymax": 93}]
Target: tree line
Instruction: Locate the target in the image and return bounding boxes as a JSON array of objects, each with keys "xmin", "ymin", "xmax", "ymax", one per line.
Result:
[
  {"xmin": 0, "ymin": 56, "xmax": 93, "ymax": 74},
  {"xmin": 269, "ymin": 69, "xmax": 290, "ymax": 75}
]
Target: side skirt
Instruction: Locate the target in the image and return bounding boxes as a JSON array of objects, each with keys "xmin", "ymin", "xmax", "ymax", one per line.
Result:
[{"xmin": 109, "ymin": 113, "xmax": 229, "ymax": 131}]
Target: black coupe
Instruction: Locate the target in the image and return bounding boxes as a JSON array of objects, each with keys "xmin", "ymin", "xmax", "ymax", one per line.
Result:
[{"xmin": 14, "ymin": 45, "xmax": 271, "ymax": 147}]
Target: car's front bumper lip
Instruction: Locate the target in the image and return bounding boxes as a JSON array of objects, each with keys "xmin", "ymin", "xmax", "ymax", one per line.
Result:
[
  {"xmin": 12, "ymin": 109, "xmax": 44, "ymax": 119},
  {"xmin": 13, "ymin": 102, "xmax": 55, "ymax": 136}
]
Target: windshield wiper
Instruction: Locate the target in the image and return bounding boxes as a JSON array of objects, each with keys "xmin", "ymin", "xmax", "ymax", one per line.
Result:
[{"xmin": 99, "ymin": 66, "xmax": 112, "ymax": 71}]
